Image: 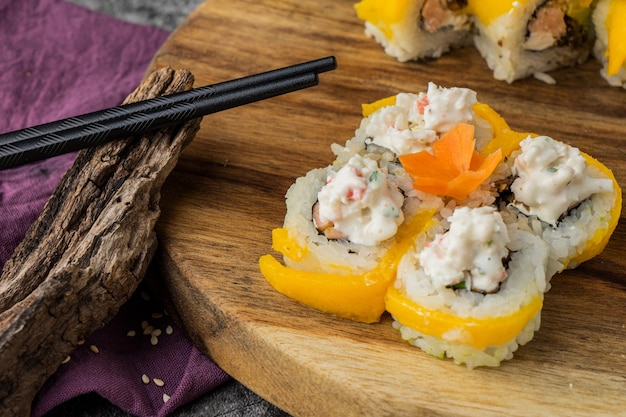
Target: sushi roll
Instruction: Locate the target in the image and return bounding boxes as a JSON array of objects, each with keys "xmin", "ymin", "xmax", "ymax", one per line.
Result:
[
  {"xmin": 468, "ymin": 0, "xmax": 595, "ymax": 83},
  {"xmin": 502, "ymin": 135, "xmax": 621, "ymax": 272},
  {"xmin": 354, "ymin": 0, "xmax": 473, "ymax": 62},
  {"xmin": 384, "ymin": 120, "xmax": 546, "ymax": 368},
  {"xmin": 387, "ymin": 205, "xmax": 550, "ymax": 368},
  {"xmin": 259, "ymin": 153, "xmax": 435, "ymax": 323},
  {"xmin": 283, "ymin": 155, "xmax": 406, "ymax": 272},
  {"xmin": 592, "ymin": 0, "xmax": 626, "ymax": 88}
]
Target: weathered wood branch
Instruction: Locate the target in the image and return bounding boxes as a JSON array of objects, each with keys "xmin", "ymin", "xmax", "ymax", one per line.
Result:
[{"xmin": 0, "ymin": 67, "xmax": 201, "ymax": 416}]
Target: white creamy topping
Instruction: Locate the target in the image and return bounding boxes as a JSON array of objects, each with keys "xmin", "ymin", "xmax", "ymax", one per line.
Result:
[
  {"xmin": 420, "ymin": 206, "xmax": 510, "ymax": 293},
  {"xmin": 365, "ymin": 84, "xmax": 480, "ymax": 155},
  {"xmin": 423, "ymin": 82, "xmax": 477, "ymax": 132},
  {"xmin": 511, "ymin": 136, "xmax": 614, "ymax": 225},
  {"xmin": 366, "ymin": 93, "xmax": 437, "ymax": 155},
  {"xmin": 316, "ymin": 155, "xmax": 405, "ymax": 246}
]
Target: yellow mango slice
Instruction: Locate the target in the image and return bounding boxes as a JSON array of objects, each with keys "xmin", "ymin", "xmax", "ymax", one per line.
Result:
[
  {"xmin": 259, "ymin": 209, "xmax": 436, "ymax": 323},
  {"xmin": 386, "ymin": 286, "xmax": 543, "ymax": 350},
  {"xmin": 259, "ymin": 255, "xmax": 390, "ymax": 323},
  {"xmin": 271, "ymin": 227, "xmax": 308, "ymax": 262},
  {"xmin": 362, "ymin": 95, "xmax": 397, "ymax": 117},
  {"xmin": 473, "ymin": 102, "xmax": 534, "ymax": 158},
  {"xmin": 564, "ymin": 152, "xmax": 622, "ymax": 268},
  {"xmin": 606, "ymin": 0, "xmax": 626, "ymax": 76},
  {"xmin": 463, "ymin": 0, "xmax": 531, "ymax": 26},
  {"xmin": 354, "ymin": 0, "xmax": 412, "ymax": 40}
]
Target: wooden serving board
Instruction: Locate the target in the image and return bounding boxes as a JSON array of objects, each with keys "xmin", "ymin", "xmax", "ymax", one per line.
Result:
[{"xmin": 148, "ymin": 1, "xmax": 626, "ymax": 416}]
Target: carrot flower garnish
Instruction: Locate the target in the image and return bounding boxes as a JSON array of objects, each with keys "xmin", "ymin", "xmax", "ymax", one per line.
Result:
[{"xmin": 399, "ymin": 123, "xmax": 502, "ymax": 200}]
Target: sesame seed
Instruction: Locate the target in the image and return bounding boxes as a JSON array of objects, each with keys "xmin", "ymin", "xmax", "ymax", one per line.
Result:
[
  {"xmin": 89, "ymin": 345, "xmax": 99, "ymax": 354},
  {"xmin": 151, "ymin": 329, "xmax": 162, "ymax": 337},
  {"xmin": 141, "ymin": 320, "xmax": 149, "ymax": 330},
  {"xmin": 166, "ymin": 325, "xmax": 173, "ymax": 335},
  {"xmin": 77, "ymin": 339, "xmax": 85, "ymax": 345},
  {"xmin": 142, "ymin": 374, "xmax": 150, "ymax": 384},
  {"xmin": 141, "ymin": 291, "xmax": 150, "ymax": 301},
  {"xmin": 163, "ymin": 393, "xmax": 170, "ymax": 403},
  {"xmin": 151, "ymin": 312, "xmax": 164, "ymax": 319},
  {"xmin": 127, "ymin": 330, "xmax": 136, "ymax": 337},
  {"xmin": 153, "ymin": 378, "xmax": 165, "ymax": 387},
  {"xmin": 150, "ymin": 335, "xmax": 159, "ymax": 346},
  {"xmin": 143, "ymin": 325, "xmax": 155, "ymax": 335},
  {"xmin": 61, "ymin": 356, "xmax": 71, "ymax": 364}
]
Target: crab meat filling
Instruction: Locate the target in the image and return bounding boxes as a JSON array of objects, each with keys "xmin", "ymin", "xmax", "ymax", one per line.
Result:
[
  {"xmin": 364, "ymin": 83, "xmax": 479, "ymax": 156},
  {"xmin": 510, "ymin": 136, "xmax": 613, "ymax": 226},
  {"xmin": 314, "ymin": 155, "xmax": 405, "ymax": 246},
  {"xmin": 420, "ymin": 206, "xmax": 510, "ymax": 294}
]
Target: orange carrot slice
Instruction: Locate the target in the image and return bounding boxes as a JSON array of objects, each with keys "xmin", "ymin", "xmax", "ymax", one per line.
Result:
[{"xmin": 399, "ymin": 123, "xmax": 502, "ymax": 200}]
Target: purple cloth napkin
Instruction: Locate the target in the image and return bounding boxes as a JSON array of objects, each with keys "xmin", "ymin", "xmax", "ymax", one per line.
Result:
[
  {"xmin": 0, "ymin": 0, "xmax": 230, "ymax": 415},
  {"xmin": 31, "ymin": 284, "xmax": 230, "ymax": 417}
]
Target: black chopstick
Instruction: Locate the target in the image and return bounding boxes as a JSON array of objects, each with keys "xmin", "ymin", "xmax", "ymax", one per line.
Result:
[{"xmin": 0, "ymin": 56, "xmax": 337, "ymax": 170}]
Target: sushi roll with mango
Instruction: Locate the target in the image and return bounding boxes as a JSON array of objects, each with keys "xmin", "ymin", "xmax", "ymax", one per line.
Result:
[
  {"xmin": 388, "ymin": 205, "xmax": 550, "ymax": 368},
  {"xmin": 469, "ymin": 0, "xmax": 594, "ymax": 83},
  {"xmin": 388, "ymin": 121, "xmax": 619, "ymax": 368},
  {"xmin": 354, "ymin": 0, "xmax": 473, "ymax": 62},
  {"xmin": 354, "ymin": 0, "xmax": 619, "ymax": 85},
  {"xmin": 259, "ymin": 84, "xmax": 621, "ymax": 367}
]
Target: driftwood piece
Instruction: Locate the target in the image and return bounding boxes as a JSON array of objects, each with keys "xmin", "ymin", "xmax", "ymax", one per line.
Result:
[{"xmin": 0, "ymin": 67, "xmax": 201, "ymax": 416}]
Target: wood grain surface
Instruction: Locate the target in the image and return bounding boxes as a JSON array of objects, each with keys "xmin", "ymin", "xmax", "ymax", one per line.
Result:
[{"xmin": 148, "ymin": 1, "xmax": 626, "ymax": 416}]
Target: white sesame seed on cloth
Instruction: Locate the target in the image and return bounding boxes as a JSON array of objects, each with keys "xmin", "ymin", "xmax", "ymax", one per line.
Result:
[{"xmin": 31, "ymin": 284, "xmax": 229, "ymax": 417}]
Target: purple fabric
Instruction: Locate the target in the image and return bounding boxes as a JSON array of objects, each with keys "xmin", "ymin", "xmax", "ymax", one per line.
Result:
[
  {"xmin": 0, "ymin": 0, "xmax": 230, "ymax": 415},
  {"xmin": 31, "ymin": 285, "xmax": 230, "ymax": 417}
]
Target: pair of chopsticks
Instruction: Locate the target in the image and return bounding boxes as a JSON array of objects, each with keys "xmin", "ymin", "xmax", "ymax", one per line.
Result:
[{"xmin": 0, "ymin": 56, "xmax": 337, "ymax": 170}]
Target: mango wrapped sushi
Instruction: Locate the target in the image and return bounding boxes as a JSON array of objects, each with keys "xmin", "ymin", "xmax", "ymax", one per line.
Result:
[
  {"xmin": 592, "ymin": 0, "xmax": 626, "ymax": 88},
  {"xmin": 260, "ymin": 82, "xmax": 487, "ymax": 323},
  {"xmin": 259, "ymin": 153, "xmax": 435, "ymax": 324},
  {"xmin": 260, "ymin": 84, "xmax": 621, "ymax": 367},
  {"xmin": 354, "ymin": 0, "xmax": 598, "ymax": 84},
  {"xmin": 468, "ymin": 0, "xmax": 594, "ymax": 83},
  {"xmin": 389, "ymin": 127, "xmax": 619, "ymax": 367},
  {"xmin": 354, "ymin": 0, "xmax": 473, "ymax": 62},
  {"xmin": 388, "ymin": 205, "xmax": 549, "ymax": 368},
  {"xmin": 502, "ymin": 135, "xmax": 621, "ymax": 272}
]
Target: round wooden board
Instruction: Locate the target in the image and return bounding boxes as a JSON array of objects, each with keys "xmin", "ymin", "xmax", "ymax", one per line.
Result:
[{"xmin": 148, "ymin": 1, "xmax": 626, "ymax": 416}]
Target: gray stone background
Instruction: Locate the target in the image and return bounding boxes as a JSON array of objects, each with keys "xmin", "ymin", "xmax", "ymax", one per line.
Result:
[{"xmin": 44, "ymin": 1, "xmax": 292, "ymax": 416}]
